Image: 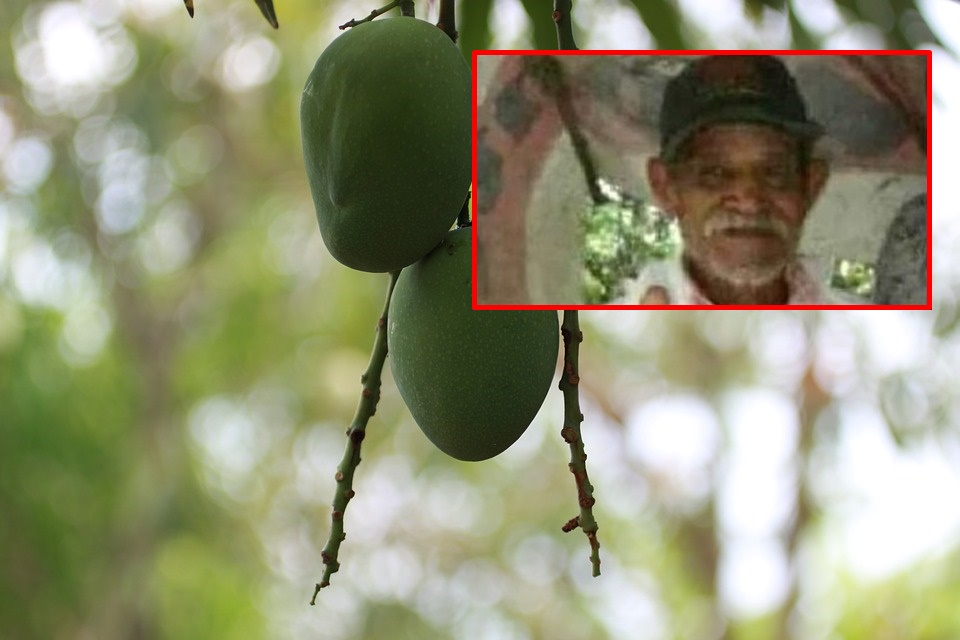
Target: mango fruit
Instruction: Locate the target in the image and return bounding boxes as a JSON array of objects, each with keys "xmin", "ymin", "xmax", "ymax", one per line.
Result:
[
  {"xmin": 388, "ymin": 228, "xmax": 559, "ymax": 461},
  {"xmin": 300, "ymin": 17, "xmax": 471, "ymax": 273}
]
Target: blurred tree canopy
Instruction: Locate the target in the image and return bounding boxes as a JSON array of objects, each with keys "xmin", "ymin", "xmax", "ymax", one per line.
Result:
[
  {"xmin": 458, "ymin": 0, "xmax": 946, "ymax": 54},
  {"xmin": 0, "ymin": 1, "xmax": 956, "ymax": 639}
]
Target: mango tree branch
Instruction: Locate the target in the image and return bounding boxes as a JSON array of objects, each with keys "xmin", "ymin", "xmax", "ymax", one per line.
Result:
[
  {"xmin": 311, "ymin": 270, "xmax": 400, "ymax": 603},
  {"xmin": 559, "ymin": 313, "xmax": 601, "ymax": 576}
]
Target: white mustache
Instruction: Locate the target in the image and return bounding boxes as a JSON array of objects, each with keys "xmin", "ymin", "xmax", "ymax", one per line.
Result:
[{"xmin": 704, "ymin": 213, "xmax": 790, "ymax": 240}]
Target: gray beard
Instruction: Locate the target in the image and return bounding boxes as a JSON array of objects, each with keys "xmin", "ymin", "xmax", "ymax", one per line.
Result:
[{"xmin": 683, "ymin": 228, "xmax": 799, "ymax": 291}]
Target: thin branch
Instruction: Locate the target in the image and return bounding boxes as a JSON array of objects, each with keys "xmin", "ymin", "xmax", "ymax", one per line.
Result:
[
  {"xmin": 552, "ymin": 0, "xmax": 578, "ymax": 50},
  {"xmin": 559, "ymin": 312, "xmax": 601, "ymax": 577},
  {"xmin": 339, "ymin": 0, "xmax": 401, "ymax": 29},
  {"xmin": 311, "ymin": 271, "xmax": 400, "ymax": 603},
  {"xmin": 437, "ymin": 0, "xmax": 458, "ymax": 43},
  {"xmin": 524, "ymin": 56, "xmax": 606, "ymax": 205}
]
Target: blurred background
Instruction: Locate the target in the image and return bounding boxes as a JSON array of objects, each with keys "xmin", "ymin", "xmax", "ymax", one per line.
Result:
[{"xmin": 1, "ymin": 0, "xmax": 958, "ymax": 638}]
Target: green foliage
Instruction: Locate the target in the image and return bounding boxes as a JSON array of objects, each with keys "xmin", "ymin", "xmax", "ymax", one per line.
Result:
[
  {"xmin": 623, "ymin": 0, "xmax": 689, "ymax": 48},
  {"xmin": 831, "ymin": 0, "xmax": 943, "ymax": 50},
  {"xmin": 516, "ymin": 0, "xmax": 559, "ymax": 50},
  {"xmin": 152, "ymin": 534, "xmax": 267, "ymax": 639},
  {"xmin": 388, "ymin": 228, "xmax": 560, "ymax": 461},
  {"xmin": 744, "ymin": 0, "xmax": 787, "ymax": 21},
  {"xmin": 832, "ymin": 554, "xmax": 960, "ymax": 639},
  {"xmin": 830, "ymin": 257, "xmax": 875, "ymax": 298},
  {"xmin": 581, "ymin": 181, "xmax": 680, "ymax": 304},
  {"xmin": 787, "ymin": 4, "xmax": 822, "ymax": 49},
  {"xmin": 458, "ymin": 0, "xmax": 495, "ymax": 55},
  {"xmin": 300, "ymin": 17, "xmax": 471, "ymax": 272}
]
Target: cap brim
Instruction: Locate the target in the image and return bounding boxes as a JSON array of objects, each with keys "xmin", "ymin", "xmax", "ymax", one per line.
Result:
[{"xmin": 661, "ymin": 104, "xmax": 824, "ymax": 161}]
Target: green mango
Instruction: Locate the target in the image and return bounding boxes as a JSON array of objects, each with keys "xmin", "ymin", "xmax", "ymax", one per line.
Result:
[
  {"xmin": 388, "ymin": 228, "xmax": 559, "ymax": 461},
  {"xmin": 300, "ymin": 17, "xmax": 471, "ymax": 273}
]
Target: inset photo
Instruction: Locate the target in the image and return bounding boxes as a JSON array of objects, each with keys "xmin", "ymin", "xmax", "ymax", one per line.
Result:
[{"xmin": 473, "ymin": 51, "xmax": 930, "ymax": 309}]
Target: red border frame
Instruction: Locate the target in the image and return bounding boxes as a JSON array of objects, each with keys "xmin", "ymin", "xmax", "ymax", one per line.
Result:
[{"xmin": 471, "ymin": 49, "xmax": 932, "ymax": 311}]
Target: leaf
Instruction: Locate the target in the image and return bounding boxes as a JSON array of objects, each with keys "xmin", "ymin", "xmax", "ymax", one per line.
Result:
[
  {"xmin": 743, "ymin": 0, "xmax": 786, "ymax": 22},
  {"xmin": 622, "ymin": 0, "xmax": 688, "ymax": 49},
  {"xmin": 517, "ymin": 0, "xmax": 559, "ymax": 50},
  {"xmin": 254, "ymin": 0, "xmax": 278, "ymax": 29},
  {"xmin": 787, "ymin": 1, "xmax": 821, "ymax": 49},
  {"xmin": 835, "ymin": 0, "xmax": 947, "ymax": 51},
  {"xmin": 181, "ymin": 0, "xmax": 278, "ymax": 28},
  {"xmin": 459, "ymin": 0, "xmax": 494, "ymax": 57},
  {"xmin": 889, "ymin": 0, "xmax": 945, "ymax": 49}
]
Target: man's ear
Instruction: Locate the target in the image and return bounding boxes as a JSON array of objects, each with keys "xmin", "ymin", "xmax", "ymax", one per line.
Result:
[
  {"xmin": 647, "ymin": 156, "xmax": 680, "ymax": 217},
  {"xmin": 803, "ymin": 159, "xmax": 829, "ymax": 210}
]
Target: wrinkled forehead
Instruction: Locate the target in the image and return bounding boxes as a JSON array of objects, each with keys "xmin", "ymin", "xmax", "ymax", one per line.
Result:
[{"xmin": 677, "ymin": 122, "xmax": 804, "ymax": 163}]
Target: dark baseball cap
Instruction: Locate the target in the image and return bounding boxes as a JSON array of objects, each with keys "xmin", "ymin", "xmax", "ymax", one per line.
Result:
[{"xmin": 659, "ymin": 55, "xmax": 824, "ymax": 161}]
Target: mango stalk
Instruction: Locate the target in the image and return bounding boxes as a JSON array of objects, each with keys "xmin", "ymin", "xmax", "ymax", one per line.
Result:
[{"xmin": 310, "ymin": 271, "xmax": 399, "ymax": 603}]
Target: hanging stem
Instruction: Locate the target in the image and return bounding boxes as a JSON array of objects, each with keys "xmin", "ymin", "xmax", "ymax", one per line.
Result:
[
  {"xmin": 438, "ymin": 0, "xmax": 457, "ymax": 42},
  {"xmin": 551, "ymin": 0, "xmax": 598, "ymax": 577},
  {"xmin": 552, "ymin": 0, "xmax": 579, "ymax": 50},
  {"xmin": 311, "ymin": 271, "xmax": 401, "ymax": 603},
  {"xmin": 559, "ymin": 312, "xmax": 601, "ymax": 576}
]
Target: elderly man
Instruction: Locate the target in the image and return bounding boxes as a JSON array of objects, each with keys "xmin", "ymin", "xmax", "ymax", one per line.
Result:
[{"xmin": 622, "ymin": 55, "xmax": 859, "ymax": 305}]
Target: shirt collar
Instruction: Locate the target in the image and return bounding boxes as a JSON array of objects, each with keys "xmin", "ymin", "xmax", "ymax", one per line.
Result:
[{"xmin": 684, "ymin": 256, "xmax": 828, "ymax": 305}]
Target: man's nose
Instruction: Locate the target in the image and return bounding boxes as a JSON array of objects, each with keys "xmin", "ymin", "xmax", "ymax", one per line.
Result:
[{"xmin": 722, "ymin": 171, "xmax": 769, "ymax": 215}]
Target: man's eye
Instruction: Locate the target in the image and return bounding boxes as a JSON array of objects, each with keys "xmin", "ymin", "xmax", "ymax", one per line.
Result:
[
  {"xmin": 764, "ymin": 165, "xmax": 795, "ymax": 187},
  {"xmin": 698, "ymin": 165, "xmax": 728, "ymax": 182}
]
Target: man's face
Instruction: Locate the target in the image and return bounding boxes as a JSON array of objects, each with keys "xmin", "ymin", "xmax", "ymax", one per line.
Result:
[{"xmin": 649, "ymin": 123, "xmax": 828, "ymax": 289}]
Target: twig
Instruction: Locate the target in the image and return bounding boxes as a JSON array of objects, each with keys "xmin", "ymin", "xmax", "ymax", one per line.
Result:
[
  {"xmin": 437, "ymin": 0, "xmax": 457, "ymax": 43},
  {"xmin": 399, "ymin": 0, "xmax": 415, "ymax": 17},
  {"xmin": 311, "ymin": 271, "xmax": 400, "ymax": 603},
  {"xmin": 524, "ymin": 56, "xmax": 606, "ymax": 205},
  {"xmin": 559, "ymin": 312, "xmax": 601, "ymax": 577},
  {"xmin": 339, "ymin": 0, "xmax": 402, "ymax": 29},
  {"xmin": 552, "ymin": 0, "xmax": 578, "ymax": 50}
]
